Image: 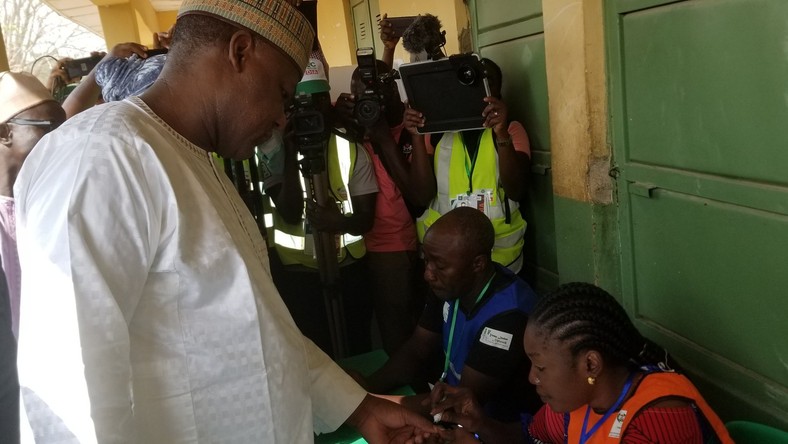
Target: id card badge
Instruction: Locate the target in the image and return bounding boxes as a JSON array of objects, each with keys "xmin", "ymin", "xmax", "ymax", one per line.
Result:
[
  {"xmin": 451, "ymin": 193, "xmax": 471, "ymax": 209},
  {"xmin": 477, "ymin": 189, "xmax": 493, "ymax": 218}
]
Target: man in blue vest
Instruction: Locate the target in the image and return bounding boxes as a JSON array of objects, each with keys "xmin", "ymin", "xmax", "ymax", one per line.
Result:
[
  {"xmin": 356, "ymin": 206, "xmax": 541, "ymax": 421},
  {"xmin": 259, "ymin": 55, "xmax": 378, "ymax": 356}
]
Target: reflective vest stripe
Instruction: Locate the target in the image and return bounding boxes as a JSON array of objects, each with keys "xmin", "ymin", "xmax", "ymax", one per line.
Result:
[
  {"xmin": 417, "ymin": 130, "xmax": 525, "ymax": 270},
  {"xmin": 272, "ymin": 135, "xmax": 367, "ymax": 268}
]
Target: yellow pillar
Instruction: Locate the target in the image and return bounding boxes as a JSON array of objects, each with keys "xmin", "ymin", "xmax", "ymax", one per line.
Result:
[
  {"xmin": 317, "ymin": 0, "xmax": 356, "ymax": 66},
  {"xmin": 542, "ymin": 0, "xmax": 610, "ymax": 204},
  {"xmin": 0, "ymin": 24, "xmax": 10, "ymax": 72},
  {"xmin": 93, "ymin": 0, "xmax": 162, "ymax": 49}
]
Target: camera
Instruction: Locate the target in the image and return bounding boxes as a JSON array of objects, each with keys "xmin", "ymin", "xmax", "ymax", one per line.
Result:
[
  {"xmin": 63, "ymin": 54, "xmax": 104, "ymax": 80},
  {"xmin": 354, "ymin": 47, "xmax": 399, "ymax": 128},
  {"xmin": 290, "ymin": 92, "xmax": 329, "ymax": 175}
]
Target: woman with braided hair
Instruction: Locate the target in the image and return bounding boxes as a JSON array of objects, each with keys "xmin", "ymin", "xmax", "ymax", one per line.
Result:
[{"xmin": 425, "ymin": 282, "xmax": 733, "ymax": 444}]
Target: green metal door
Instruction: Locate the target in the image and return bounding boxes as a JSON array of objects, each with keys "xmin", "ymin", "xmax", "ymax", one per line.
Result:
[
  {"xmin": 470, "ymin": 0, "xmax": 557, "ymax": 293},
  {"xmin": 608, "ymin": 0, "xmax": 788, "ymax": 428}
]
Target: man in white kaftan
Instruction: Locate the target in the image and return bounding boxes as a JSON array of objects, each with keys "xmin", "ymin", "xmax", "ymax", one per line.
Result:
[
  {"xmin": 14, "ymin": 0, "xmax": 438, "ymax": 442},
  {"xmin": 17, "ymin": 97, "xmax": 366, "ymax": 442}
]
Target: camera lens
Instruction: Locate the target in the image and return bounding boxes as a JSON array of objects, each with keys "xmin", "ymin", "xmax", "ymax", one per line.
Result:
[
  {"xmin": 355, "ymin": 98, "xmax": 381, "ymax": 127},
  {"xmin": 457, "ymin": 65, "xmax": 477, "ymax": 86}
]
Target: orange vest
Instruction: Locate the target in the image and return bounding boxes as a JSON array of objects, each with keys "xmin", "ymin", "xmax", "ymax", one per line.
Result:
[{"xmin": 566, "ymin": 372, "xmax": 733, "ymax": 443}]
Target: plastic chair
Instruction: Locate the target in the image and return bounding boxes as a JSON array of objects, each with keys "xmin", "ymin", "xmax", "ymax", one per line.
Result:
[{"xmin": 725, "ymin": 420, "xmax": 788, "ymax": 444}]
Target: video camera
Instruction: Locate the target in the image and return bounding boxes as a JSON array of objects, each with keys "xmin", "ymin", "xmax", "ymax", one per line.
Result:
[
  {"xmin": 290, "ymin": 92, "xmax": 330, "ymax": 176},
  {"xmin": 354, "ymin": 47, "xmax": 400, "ymax": 128}
]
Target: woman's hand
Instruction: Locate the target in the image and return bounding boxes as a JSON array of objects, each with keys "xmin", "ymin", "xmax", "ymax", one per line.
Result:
[{"xmin": 404, "ymin": 106, "xmax": 425, "ymax": 135}]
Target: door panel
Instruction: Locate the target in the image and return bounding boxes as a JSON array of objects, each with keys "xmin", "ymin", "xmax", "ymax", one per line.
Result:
[
  {"xmin": 472, "ymin": 0, "xmax": 557, "ymax": 291},
  {"xmin": 610, "ymin": 0, "xmax": 788, "ymax": 427}
]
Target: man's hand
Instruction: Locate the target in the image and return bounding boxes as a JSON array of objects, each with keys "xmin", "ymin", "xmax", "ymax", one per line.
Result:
[
  {"xmin": 347, "ymin": 394, "xmax": 443, "ymax": 444},
  {"xmin": 380, "ymin": 14, "xmax": 400, "ymax": 50},
  {"xmin": 305, "ymin": 199, "xmax": 344, "ymax": 232},
  {"xmin": 109, "ymin": 42, "xmax": 149, "ymax": 59},
  {"xmin": 424, "ymin": 383, "xmax": 485, "ymax": 432}
]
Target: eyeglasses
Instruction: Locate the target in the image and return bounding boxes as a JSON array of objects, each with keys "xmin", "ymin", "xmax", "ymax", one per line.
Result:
[{"xmin": 6, "ymin": 118, "xmax": 62, "ymax": 133}]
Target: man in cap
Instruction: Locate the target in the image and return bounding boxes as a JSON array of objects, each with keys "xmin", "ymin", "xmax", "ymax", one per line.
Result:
[
  {"xmin": 0, "ymin": 70, "xmax": 63, "ymax": 443},
  {"xmin": 0, "ymin": 72, "xmax": 65, "ymax": 340},
  {"xmin": 15, "ymin": 1, "xmax": 437, "ymax": 442}
]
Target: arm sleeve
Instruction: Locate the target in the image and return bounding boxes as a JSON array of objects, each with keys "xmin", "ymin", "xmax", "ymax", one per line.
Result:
[
  {"xmin": 508, "ymin": 121, "xmax": 531, "ymax": 158},
  {"xmin": 463, "ymin": 311, "xmax": 528, "ymax": 379},
  {"xmin": 304, "ymin": 336, "xmax": 367, "ymax": 434},
  {"xmin": 623, "ymin": 406, "xmax": 704, "ymax": 443},
  {"xmin": 348, "ymin": 142, "xmax": 379, "ymax": 196},
  {"xmin": 527, "ymin": 405, "xmax": 566, "ymax": 443},
  {"xmin": 16, "ymin": 128, "xmax": 160, "ymax": 442}
]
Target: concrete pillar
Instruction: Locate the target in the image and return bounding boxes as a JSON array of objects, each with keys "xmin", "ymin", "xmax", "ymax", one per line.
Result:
[
  {"xmin": 541, "ymin": 0, "xmax": 619, "ymax": 289},
  {"xmin": 0, "ymin": 24, "xmax": 9, "ymax": 72},
  {"xmin": 93, "ymin": 0, "xmax": 161, "ymax": 49}
]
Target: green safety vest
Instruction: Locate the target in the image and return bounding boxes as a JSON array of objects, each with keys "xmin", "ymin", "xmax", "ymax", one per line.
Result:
[
  {"xmin": 416, "ymin": 129, "xmax": 526, "ymax": 271},
  {"xmin": 270, "ymin": 135, "xmax": 367, "ymax": 268}
]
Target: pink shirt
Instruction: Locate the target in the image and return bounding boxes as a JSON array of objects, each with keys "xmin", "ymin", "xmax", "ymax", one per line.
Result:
[
  {"xmin": 425, "ymin": 121, "xmax": 532, "ymax": 157},
  {"xmin": 0, "ymin": 196, "xmax": 19, "ymax": 339},
  {"xmin": 363, "ymin": 127, "xmax": 418, "ymax": 252}
]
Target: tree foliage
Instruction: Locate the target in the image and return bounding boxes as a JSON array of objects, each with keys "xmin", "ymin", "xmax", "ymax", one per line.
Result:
[{"xmin": 1, "ymin": 0, "xmax": 105, "ymax": 80}]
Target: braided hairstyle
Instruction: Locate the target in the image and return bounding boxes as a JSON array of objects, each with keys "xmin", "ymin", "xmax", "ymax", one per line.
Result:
[{"xmin": 529, "ymin": 282, "xmax": 671, "ymax": 371}]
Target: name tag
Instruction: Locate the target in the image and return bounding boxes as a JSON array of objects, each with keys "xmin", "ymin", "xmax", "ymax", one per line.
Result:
[
  {"xmin": 609, "ymin": 409, "xmax": 628, "ymax": 438},
  {"xmin": 479, "ymin": 327, "xmax": 513, "ymax": 350}
]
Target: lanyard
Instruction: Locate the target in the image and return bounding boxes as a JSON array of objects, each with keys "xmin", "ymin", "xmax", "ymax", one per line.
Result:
[
  {"xmin": 579, "ymin": 372, "xmax": 635, "ymax": 444},
  {"xmin": 440, "ymin": 273, "xmax": 495, "ymax": 382},
  {"xmin": 462, "ymin": 132, "xmax": 483, "ymax": 194}
]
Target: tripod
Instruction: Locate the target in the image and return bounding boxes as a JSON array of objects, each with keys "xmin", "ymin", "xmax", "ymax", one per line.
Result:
[{"xmin": 298, "ymin": 145, "xmax": 350, "ymax": 359}]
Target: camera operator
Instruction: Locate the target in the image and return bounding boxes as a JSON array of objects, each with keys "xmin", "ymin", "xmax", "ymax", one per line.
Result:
[
  {"xmin": 260, "ymin": 55, "xmax": 378, "ymax": 357},
  {"xmin": 332, "ymin": 57, "xmax": 435, "ymax": 356},
  {"xmin": 60, "ymin": 36, "xmax": 172, "ymax": 119},
  {"xmin": 409, "ymin": 57, "xmax": 531, "ymax": 274}
]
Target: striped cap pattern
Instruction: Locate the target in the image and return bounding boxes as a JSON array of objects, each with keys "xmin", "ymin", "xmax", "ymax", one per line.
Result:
[{"xmin": 178, "ymin": 0, "xmax": 314, "ymax": 73}]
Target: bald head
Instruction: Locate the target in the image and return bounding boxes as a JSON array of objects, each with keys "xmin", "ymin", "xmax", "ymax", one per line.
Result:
[{"xmin": 426, "ymin": 207, "xmax": 494, "ymax": 259}]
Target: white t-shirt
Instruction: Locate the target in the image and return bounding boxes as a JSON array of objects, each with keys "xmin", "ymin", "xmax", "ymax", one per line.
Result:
[{"xmin": 15, "ymin": 97, "xmax": 366, "ymax": 443}]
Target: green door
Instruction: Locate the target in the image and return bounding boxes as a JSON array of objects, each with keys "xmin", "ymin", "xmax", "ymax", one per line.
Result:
[
  {"xmin": 470, "ymin": 0, "xmax": 557, "ymax": 293},
  {"xmin": 608, "ymin": 0, "xmax": 788, "ymax": 428}
]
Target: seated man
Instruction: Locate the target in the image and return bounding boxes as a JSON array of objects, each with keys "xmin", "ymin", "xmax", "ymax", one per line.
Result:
[{"xmin": 357, "ymin": 206, "xmax": 541, "ymax": 421}]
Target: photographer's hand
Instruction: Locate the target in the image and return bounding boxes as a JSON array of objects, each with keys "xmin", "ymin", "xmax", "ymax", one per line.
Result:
[
  {"xmin": 380, "ymin": 13, "xmax": 399, "ymax": 69},
  {"xmin": 482, "ymin": 96, "xmax": 509, "ymax": 139},
  {"xmin": 403, "ymin": 107, "xmax": 426, "ymax": 135},
  {"xmin": 305, "ymin": 199, "xmax": 344, "ymax": 233},
  {"xmin": 109, "ymin": 42, "xmax": 149, "ymax": 59},
  {"xmin": 334, "ymin": 93, "xmax": 356, "ymax": 125},
  {"xmin": 334, "ymin": 93, "xmax": 365, "ymax": 142}
]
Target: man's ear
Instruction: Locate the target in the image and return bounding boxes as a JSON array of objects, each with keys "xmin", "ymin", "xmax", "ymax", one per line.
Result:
[
  {"xmin": 228, "ymin": 29, "xmax": 255, "ymax": 72},
  {"xmin": 472, "ymin": 254, "xmax": 487, "ymax": 273},
  {"xmin": 0, "ymin": 123, "xmax": 12, "ymax": 148}
]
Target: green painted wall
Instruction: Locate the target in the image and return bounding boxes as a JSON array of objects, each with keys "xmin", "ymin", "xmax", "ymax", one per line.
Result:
[
  {"xmin": 471, "ymin": 0, "xmax": 559, "ymax": 294},
  {"xmin": 469, "ymin": 0, "xmax": 788, "ymax": 430}
]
